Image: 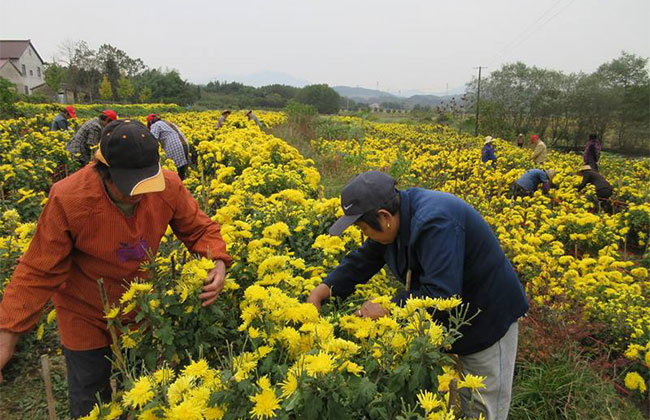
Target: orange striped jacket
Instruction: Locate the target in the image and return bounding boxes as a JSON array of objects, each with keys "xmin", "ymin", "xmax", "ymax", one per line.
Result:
[{"xmin": 0, "ymin": 164, "xmax": 231, "ymax": 350}]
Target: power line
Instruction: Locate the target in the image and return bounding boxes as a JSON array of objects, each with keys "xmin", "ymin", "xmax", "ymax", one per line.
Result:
[
  {"xmin": 495, "ymin": 0, "xmax": 566, "ymax": 58},
  {"xmin": 490, "ymin": 0, "xmax": 575, "ymax": 66},
  {"xmin": 500, "ymin": 0, "xmax": 576, "ymax": 61}
]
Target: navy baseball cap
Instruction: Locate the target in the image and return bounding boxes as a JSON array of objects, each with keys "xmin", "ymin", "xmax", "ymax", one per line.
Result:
[
  {"xmin": 95, "ymin": 119, "xmax": 165, "ymax": 196},
  {"xmin": 328, "ymin": 171, "xmax": 397, "ymax": 236}
]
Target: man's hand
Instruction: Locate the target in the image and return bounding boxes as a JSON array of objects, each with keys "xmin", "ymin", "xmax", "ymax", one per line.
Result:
[
  {"xmin": 200, "ymin": 259, "xmax": 227, "ymax": 307},
  {"xmin": 0, "ymin": 330, "xmax": 19, "ymax": 383},
  {"xmin": 356, "ymin": 300, "xmax": 388, "ymax": 320},
  {"xmin": 307, "ymin": 283, "xmax": 331, "ymax": 312}
]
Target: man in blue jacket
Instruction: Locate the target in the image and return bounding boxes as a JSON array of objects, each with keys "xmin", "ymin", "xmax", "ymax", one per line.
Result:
[
  {"xmin": 510, "ymin": 169, "xmax": 556, "ymax": 198},
  {"xmin": 308, "ymin": 171, "xmax": 529, "ymax": 420}
]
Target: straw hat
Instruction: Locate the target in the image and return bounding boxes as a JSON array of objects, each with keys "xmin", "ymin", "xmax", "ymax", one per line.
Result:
[
  {"xmin": 545, "ymin": 169, "xmax": 557, "ymax": 181},
  {"xmin": 580, "ymin": 165, "xmax": 592, "ymax": 171},
  {"xmin": 484, "ymin": 136, "xmax": 494, "ymax": 145}
]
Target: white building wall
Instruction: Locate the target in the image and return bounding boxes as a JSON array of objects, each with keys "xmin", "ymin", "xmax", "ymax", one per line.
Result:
[
  {"xmin": 14, "ymin": 44, "xmax": 44, "ymax": 93},
  {"xmin": 0, "ymin": 64, "xmax": 25, "ymax": 94}
]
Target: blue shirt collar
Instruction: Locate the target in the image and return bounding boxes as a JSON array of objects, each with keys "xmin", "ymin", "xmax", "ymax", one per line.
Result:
[{"xmin": 398, "ymin": 189, "xmax": 411, "ymax": 246}]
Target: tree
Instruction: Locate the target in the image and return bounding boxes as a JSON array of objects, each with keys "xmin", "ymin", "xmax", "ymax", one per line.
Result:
[
  {"xmin": 139, "ymin": 86, "xmax": 152, "ymax": 103},
  {"xmin": 464, "ymin": 56, "xmax": 649, "ymax": 151},
  {"xmin": 295, "ymin": 84, "xmax": 341, "ymax": 114},
  {"xmin": 0, "ymin": 77, "xmax": 18, "ymax": 117},
  {"xmin": 117, "ymin": 76, "xmax": 135, "ymax": 103},
  {"xmin": 99, "ymin": 75, "xmax": 113, "ymax": 101},
  {"xmin": 596, "ymin": 52, "xmax": 650, "ymax": 149},
  {"xmin": 103, "ymin": 57, "xmax": 121, "ymax": 99},
  {"xmin": 133, "ymin": 69, "xmax": 197, "ymax": 105},
  {"xmin": 44, "ymin": 63, "xmax": 66, "ymax": 91},
  {"xmin": 96, "ymin": 44, "xmax": 146, "ymax": 77}
]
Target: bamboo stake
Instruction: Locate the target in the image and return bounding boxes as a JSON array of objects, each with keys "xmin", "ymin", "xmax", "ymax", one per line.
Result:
[
  {"xmin": 448, "ymin": 378, "xmax": 459, "ymax": 415},
  {"xmin": 40, "ymin": 354, "xmax": 57, "ymax": 420},
  {"xmin": 96, "ymin": 279, "xmax": 127, "ymax": 375}
]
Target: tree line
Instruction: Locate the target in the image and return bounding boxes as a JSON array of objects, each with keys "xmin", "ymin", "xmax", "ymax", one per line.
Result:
[
  {"xmin": 466, "ymin": 52, "xmax": 649, "ymax": 153},
  {"xmin": 36, "ymin": 40, "xmax": 343, "ymax": 114}
]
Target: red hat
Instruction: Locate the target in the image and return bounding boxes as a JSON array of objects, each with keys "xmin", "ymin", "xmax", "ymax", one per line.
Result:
[
  {"xmin": 65, "ymin": 106, "xmax": 76, "ymax": 118},
  {"xmin": 530, "ymin": 134, "xmax": 538, "ymax": 144},
  {"xmin": 146, "ymin": 113, "xmax": 159, "ymax": 122},
  {"xmin": 103, "ymin": 109, "xmax": 117, "ymax": 121}
]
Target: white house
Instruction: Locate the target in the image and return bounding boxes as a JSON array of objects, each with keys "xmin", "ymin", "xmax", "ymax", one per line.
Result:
[{"xmin": 0, "ymin": 40, "xmax": 45, "ymax": 95}]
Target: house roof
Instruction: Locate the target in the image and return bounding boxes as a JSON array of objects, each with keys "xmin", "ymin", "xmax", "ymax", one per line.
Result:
[
  {"xmin": 0, "ymin": 58, "xmax": 23, "ymax": 76},
  {"xmin": 0, "ymin": 40, "xmax": 44, "ymax": 63}
]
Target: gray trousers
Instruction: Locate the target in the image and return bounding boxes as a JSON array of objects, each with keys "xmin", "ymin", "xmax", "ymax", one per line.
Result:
[{"xmin": 459, "ymin": 321, "xmax": 519, "ymax": 420}]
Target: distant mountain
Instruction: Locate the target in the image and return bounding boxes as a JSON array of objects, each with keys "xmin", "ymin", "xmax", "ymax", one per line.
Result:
[
  {"xmin": 334, "ymin": 85, "xmax": 462, "ymax": 109},
  {"xmin": 332, "ymin": 86, "xmax": 396, "ymax": 100},
  {"xmin": 403, "ymin": 95, "xmax": 446, "ymax": 107},
  {"xmin": 212, "ymin": 71, "xmax": 310, "ymax": 88}
]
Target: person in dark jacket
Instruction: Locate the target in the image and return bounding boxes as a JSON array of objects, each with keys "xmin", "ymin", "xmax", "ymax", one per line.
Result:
[
  {"xmin": 481, "ymin": 136, "xmax": 496, "ymax": 166},
  {"xmin": 51, "ymin": 106, "xmax": 76, "ymax": 131},
  {"xmin": 510, "ymin": 169, "xmax": 556, "ymax": 198},
  {"xmin": 583, "ymin": 134, "xmax": 601, "ymax": 171},
  {"xmin": 576, "ymin": 165, "xmax": 613, "ymax": 214},
  {"xmin": 307, "ymin": 171, "xmax": 529, "ymax": 420}
]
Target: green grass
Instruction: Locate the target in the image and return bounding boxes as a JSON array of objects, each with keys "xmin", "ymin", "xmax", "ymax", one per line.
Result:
[
  {"xmin": 270, "ymin": 124, "xmax": 359, "ymax": 198},
  {"xmin": 0, "ymin": 353, "xmax": 70, "ymax": 420},
  {"xmin": 510, "ymin": 350, "xmax": 644, "ymax": 420}
]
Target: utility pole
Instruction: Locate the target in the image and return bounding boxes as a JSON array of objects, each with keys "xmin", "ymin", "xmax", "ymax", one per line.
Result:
[{"xmin": 473, "ymin": 66, "xmax": 486, "ymax": 136}]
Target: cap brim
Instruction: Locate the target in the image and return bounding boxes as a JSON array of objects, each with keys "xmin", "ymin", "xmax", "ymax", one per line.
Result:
[
  {"xmin": 109, "ymin": 163, "xmax": 166, "ymax": 196},
  {"xmin": 328, "ymin": 214, "xmax": 363, "ymax": 236}
]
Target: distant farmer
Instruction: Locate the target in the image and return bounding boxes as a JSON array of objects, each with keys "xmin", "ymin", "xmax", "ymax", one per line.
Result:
[
  {"xmin": 245, "ymin": 110, "xmax": 264, "ymax": 128},
  {"xmin": 66, "ymin": 110, "xmax": 117, "ymax": 165},
  {"xmin": 51, "ymin": 105, "xmax": 76, "ymax": 131},
  {"xmin": 511, "ymin": 169, "xmax": 556, "ymax": 198},
  {"xmin": 308, "ymin": 171, "xmax": 529, "ymax": 420},
  {"xmin": 0, "ymin": 120, "xmax": 231, "ymax": 418},
  {"xmin": 215, "ymin": 110, "xmax": 231, "ymax": 130},
  {"xmin": 516, "ymin": 133, "xmax": 524, "ymax": 148},
  {"xmin": 530, "ymin": 135, "xmax": 547, "ymax": 165},
  {"xmin": 576, "ymin": 165, "xmax": 613, "ymax": 214},
  {"xmin": 583, "ymin": 134, "xmax": 601, "ymax": 171},
  {"xmin": 147, "ymin": 114, "xmax": 192, "ymax": 180},
  {"xmin": 481, "ymin": 136, "xmax": 496, "ymax": 166}
]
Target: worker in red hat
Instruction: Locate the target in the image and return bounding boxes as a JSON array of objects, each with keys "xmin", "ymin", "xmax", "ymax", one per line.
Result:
[
  {"xmin": 66, "ymin": 110, "xmax": 118, "ymax": 166},
  {"xmin": 51, "ymin": 105, "xmax": 76, "ymax": 131},
  {"xmin": 530, "ymin": 134, "xmax": 547, "ymax": 165}
]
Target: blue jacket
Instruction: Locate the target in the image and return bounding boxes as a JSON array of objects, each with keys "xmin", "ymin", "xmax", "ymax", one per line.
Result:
[
  {"xmin": 323, "ymin": 188, "xmax": 529, "ymax": 355},
  {"xmin": 51, "ymin": 113, "xmax": 69, "ymax": 131},
  {"xmin": 481, "ymin": 144, "xmax": 496, "ymax": 164},
  {"xmin": 515, "ymin": 169, "xmax": 549, "ymax": 193}
]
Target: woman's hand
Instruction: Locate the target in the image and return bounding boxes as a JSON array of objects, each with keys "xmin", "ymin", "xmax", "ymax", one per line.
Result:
[{"xmin": 307, "ymin": 283, "xmax": 331, "ymax": 312}]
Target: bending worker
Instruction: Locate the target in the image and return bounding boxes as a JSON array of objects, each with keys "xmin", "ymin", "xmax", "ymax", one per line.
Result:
[
  {"xmin": 308, "ymin": 171, "xmax": 529, "ymax": 420},
  {"xmin": 576, "ymin": 165, "xmax": 614, "ymax": 214},
  {"xmin": 511, "ymin": 169, "xmax": 556, "ymax": 198},
  {"xmin": 66, "ymin": 109, "xmax": 117, "ymax": 166}
]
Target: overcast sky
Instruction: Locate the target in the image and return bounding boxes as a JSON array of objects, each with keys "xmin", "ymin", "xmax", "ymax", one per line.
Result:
[{"xmin": 1, "ymin": 0, "xmax": 648, "ymax": 94}]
